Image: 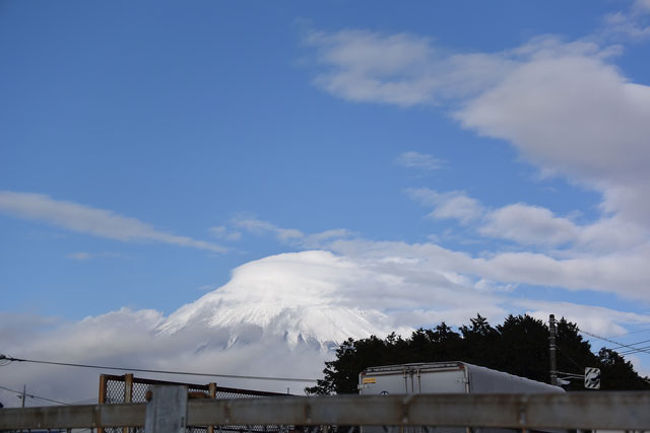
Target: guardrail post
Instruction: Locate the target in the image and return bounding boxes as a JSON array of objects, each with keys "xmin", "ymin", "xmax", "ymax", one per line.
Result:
[{"xmin": 144, "ymin": 385, "xmax": 188, "ymax": 433}]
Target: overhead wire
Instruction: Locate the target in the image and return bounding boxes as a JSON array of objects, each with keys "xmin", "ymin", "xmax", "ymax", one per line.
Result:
[
  {"xmin": 0, "ymin": 354, "xmax": 318, "ymax": 382},
  {"xmin": 0, "ymin": 383, "xmax": 71, "ymax": 406},
  {"xmin": 619, "ymin": 344, "xmax": 650, "ymax": 356},
  {"xmin": 578, "ymin": 329, "xmax": 650, "ymax": 356},
  {"xmin": 610, "ymin": 338, "xmax": 650, "ymax": 351}
]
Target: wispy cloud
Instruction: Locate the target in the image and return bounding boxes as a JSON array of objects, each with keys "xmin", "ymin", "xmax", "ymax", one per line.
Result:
[
  {"xmin": 406, "ymin": 187, "xmax": 650, "ymax": 253},
  {"xmin": 304, "ymin": 29, "xmax": 513, "ymax": 106},
  {"xmin": 233, "ymin": 216, "xmax": 304, "ymax": 241},
  {"xmin": 231, "ymin": 215, "xmax": 353, "ymax": 248},
  {"xmin": 0, "ymin": 191, "xmax": 226, "ymax": 253},
  {"xmin": 603, "ymin": 0, "xmax": 650, "ymax": 40},
  {"xmin": 479, "ymin": 204, "xmax": 579, "ymax": 247},
  {"xmin": 67, "ymin": 252, "xmax": 93, "ymax": 261},
  {"xmin": 395, "ymin": 151, "xmax": 444, "ymax": 171},
  {"xmin": 66, "ymin": 251, "xmax": 124, "ymax": 261},
  {"xmin": 209, "ymin": 225, "xmax": 242, "ymax": 242},
  {"xmin": 406, "ymin": 188, "xmax": 484, "ymax": 224}
]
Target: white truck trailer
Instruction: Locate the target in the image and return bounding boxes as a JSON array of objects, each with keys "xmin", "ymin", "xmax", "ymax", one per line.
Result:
[
  {"xmin": 358, "ymin": 361, "xmax": 563, "ymax": 395},
  {"xmin": 358, "ymin": 361, "xmax": 564, "ymax": 433}
]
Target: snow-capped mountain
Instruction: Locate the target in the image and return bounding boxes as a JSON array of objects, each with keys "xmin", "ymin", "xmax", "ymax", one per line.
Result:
[{"xmin": 157, "ymin": 251, "xmax": 402, "ymax": 349}]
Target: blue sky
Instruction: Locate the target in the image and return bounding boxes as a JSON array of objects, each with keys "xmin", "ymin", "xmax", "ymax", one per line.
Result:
[{"xmin": 2, "ymin": 0, "xmax": 650, "ymax": 388}]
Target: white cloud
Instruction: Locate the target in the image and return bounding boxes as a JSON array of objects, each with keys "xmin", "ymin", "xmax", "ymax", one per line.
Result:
[
  {"xmin": 209, "ymin": 225, "xmax": 242, "ymax": 241},
  {"xmin": 233, "ymin": 216, "xmax": 304, "ymax": 241},
  {"xmin": 66, "ymin": 251, "xmax": 123, "ymax": 261},
  {"xmin": 430, "ymin": 194, "xmax": 484, "ymax": 224},
  {"xmin": 457, "ymin": 54, "xmax": 650, "ymax": 182},
  {"xmin": 574, "ymin": 216, "xmax": 648, "ymax": 252},
  {"xmin": 231, "ymin": 216, "xmax": 352, "ymax": 247},
  {"xmin": 406, "ymin": 188, "xmax": 484, "ymax": 224},
  {"xmin": 305, "ymin": 30, "xmax": 436, "ymax": 106},
  {"xmin": 519, "ymin": 299, "xmax": 650, "ymax": 337},
  {"xmin": 328, "ymin": 237, "xmax": 650, "ymax": 302},
  {"xmin": 67, "ymin": 252, "xmax": 92, "ymax": 261},
  {"xmin": 408, "ymin": 187, "xmax": 650, "ymax": 253},
  {"xmin": 480, "ymin": 203, "xmax": 579, "ymax": 247},
  {"xmin": 301, "ymin": 229, "xmax": 354, "ymax": 248},
  {"xmin": 480, "ymin": 204, "xmax": 649, "ymax": 252},
  {"xmin": 395, "ymin": 151, "xmax": 444, "ymax": 171},
  {"xmin": 0, "ymin": 191, "xmax": 225, "ymax": 252},
  {"xmin": 479, "ymin": 249, "xmax": 650, "ymax": 299},
  {"xmin": 305, "ymin": 29, "xmax": 513, "ymax": 106},
  {"xmin": 603, "ymin": 0, "xmax": 650, "ymax": 40},
  {"xmin": 456, "ymin": 50, "xmax": 650, "ymax": 230}
]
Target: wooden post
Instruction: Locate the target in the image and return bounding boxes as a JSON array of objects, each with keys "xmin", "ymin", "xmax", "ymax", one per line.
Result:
[
  {"xmin": 123, "ymin": 374, "xmax": 134, "ymax": 433},
  {"xmin": 208, "ymin": 382, "xmax": 217, "ymax": 433},
  {"xmin": 99, "ymin": 375, "xmax": 107, "ymax": 404},
  {"xmin": 98, "ymin": 375, "xmax": 107, "ymax": 433}
]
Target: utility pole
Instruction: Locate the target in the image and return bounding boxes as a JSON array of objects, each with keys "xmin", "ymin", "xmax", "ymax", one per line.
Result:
[
  {"xmin": 549, "ymin": 314, "xmax": 557, "ymax": 386},
  {"xmin": 21, "ymin": 385, "xmax": 26, "ymax": 433}
]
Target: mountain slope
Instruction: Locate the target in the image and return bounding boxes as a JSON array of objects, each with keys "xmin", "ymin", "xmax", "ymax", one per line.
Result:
[{"xmin": 158, "ymin": 251, "xmax": 402, "ymax": 348}]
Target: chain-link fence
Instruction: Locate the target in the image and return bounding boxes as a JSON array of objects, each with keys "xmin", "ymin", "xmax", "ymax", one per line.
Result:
[{"xmin": 98, "ymin": 374, "xmax": 291, "ymax": 433}]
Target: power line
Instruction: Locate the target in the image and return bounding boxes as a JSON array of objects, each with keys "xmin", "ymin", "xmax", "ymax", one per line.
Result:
[
  {"xmin": 0, "ymin": 383, "xmax": 106, "ymax": 433},
  {"xmin": 0, "ymin": 354, "xmax": 317, "ymax": 383},
  {"xmin": 614, "ymin": 338, "xmax": 650, "ymax": 351},
  {"xmin": 607, "ymin": 338, "xmax": 650, "ymax": 351},
  {"xmin": 578, "ymin": 330, "xmax": 650, "ymax": 356},
  {"xmin": 620, "ymin": 344, "xmax": 650, "ymax": 356},
  {"xmin": 0, "ymin": 384, "xmax": 70, "ymax": 406}
]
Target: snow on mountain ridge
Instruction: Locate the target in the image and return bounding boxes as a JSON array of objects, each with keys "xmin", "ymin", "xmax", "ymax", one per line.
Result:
[{"xmin": 158, "ymin": 251, "xmax": 402, "ymax": 346}]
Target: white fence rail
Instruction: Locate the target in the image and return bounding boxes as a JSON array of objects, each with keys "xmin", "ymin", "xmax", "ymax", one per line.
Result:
[{"xmin": 2, "ymin": 386, "xmax": 650, "ymax": 431}]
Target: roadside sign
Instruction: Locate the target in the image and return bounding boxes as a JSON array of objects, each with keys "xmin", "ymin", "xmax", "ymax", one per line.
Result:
[{"xmin": 585, "ymin": 367, "xmax": 601, "ymax": 389}]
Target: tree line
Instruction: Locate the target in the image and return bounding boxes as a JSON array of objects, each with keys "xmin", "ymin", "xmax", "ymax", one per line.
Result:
[{"xmin": 306, "ymin": 314, "xmax": 650, "ymax": 395}]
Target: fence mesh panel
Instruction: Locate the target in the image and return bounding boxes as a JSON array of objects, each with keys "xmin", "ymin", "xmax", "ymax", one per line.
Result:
[{"xmin": 99, "ymin": 374, "xmax": 290, "ymax": 433}]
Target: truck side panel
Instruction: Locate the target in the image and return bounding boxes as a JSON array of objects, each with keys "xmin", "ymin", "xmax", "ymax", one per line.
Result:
[
  {"xmin": 465, "ymin": 364, "xmax": 564, "ymax": 394},
  {"xmin": 359, "ymin": 371, "xmax": 408, "ymax": 395},
  {"xmin": 417, "ymin": 368, "xmax": 467, "ymax": 394}
]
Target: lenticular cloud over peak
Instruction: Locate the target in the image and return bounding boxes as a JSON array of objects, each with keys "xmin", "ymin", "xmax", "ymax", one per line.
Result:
[{"xmin": 158, "ymin": 250, "xmax": 400, "ymax": 346}]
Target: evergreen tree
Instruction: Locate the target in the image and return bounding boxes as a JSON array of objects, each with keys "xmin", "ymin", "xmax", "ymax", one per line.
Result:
[{"xmin": 598, "ymin": 348, "xmax": 650, "ymax": 390}]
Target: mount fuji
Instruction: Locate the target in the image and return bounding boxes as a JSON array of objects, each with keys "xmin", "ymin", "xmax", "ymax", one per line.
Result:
[{"xmin": 157, "ymin": 250, "xmax": 403, "ymax": 351}]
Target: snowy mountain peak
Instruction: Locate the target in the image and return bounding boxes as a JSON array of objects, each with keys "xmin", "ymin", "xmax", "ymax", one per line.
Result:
[{"xmin": 157, "ymin": 251, "xmax": 401, "ymax": 348}]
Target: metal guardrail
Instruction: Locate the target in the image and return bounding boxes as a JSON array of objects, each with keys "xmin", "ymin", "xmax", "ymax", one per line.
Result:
[{"xmin": 2, "ymin": 388, "xmax": 650, "ymax": 431}]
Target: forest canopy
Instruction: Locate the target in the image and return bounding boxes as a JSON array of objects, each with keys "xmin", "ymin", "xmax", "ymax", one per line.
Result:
[{"xmin": 306, "ymin": 314, "xmax": 650, "ymax": 395}]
